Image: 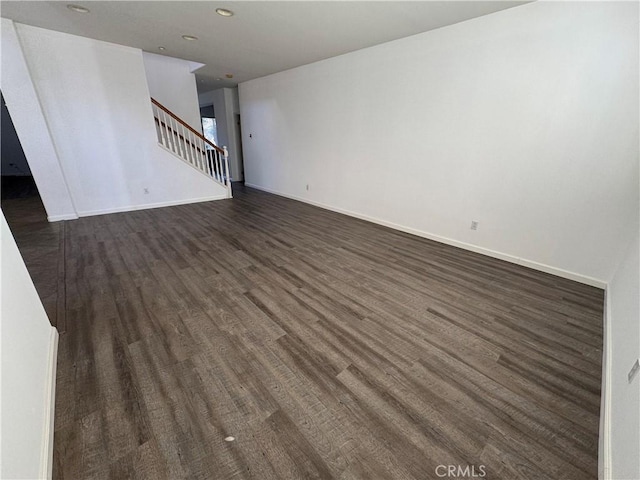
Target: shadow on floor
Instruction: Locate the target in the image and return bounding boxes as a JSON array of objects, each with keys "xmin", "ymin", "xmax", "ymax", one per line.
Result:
[
  {"xmin": 2, "ymin": 175, "xmax": 39, "ymax": 200},
  {"xmin": 2, "ymin": 175, "xmax": 64, "ymax": 330}
]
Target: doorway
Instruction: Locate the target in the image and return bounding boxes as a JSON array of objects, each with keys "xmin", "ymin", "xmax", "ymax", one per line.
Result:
[
  {"xmin": 234, "ymin": 114, "xmax": 244, "ymax": 182},
  {"xmin": 1, "ymin": 91, "xmax": 63, "ymax": 329},
  {"xmin": 1, "ymin": 93, "xmax": 36, "ymax": 200},
  {"xmin": 199, "ymin": 105, "xmax": 217, "ymax": 143}
]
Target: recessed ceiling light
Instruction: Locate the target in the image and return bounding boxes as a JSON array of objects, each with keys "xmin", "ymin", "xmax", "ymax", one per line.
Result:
[
  {"xmin": 67, "ymin": 4, "xmax": 89, "ymax": 13},
  {"xmin": 216, "ymin": 8, "xmax": 234, "ymax": 17},
  {"xmin": 181, "ymin": 35, "xmax": 198, "ymax": 41},
  {"xmin": 225, "ymin": 73, "xmax": 233, "ymax": 79},
  {"xmin": 158, "ymin": 46, "xmax": 166, "ymax": 51},
  {"xmin": 215, "ymin": 78, "xmax": 222, "ymax": 81}
]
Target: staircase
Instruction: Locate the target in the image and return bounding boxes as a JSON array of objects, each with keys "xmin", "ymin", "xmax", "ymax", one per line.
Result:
[{"xmin": 151, "ymin": 98, "xmax": 232, "ymax": 198}]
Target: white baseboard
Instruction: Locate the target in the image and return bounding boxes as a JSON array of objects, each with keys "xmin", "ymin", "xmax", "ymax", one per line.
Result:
[
  {"xmin": 76, "ymin": 194, "xmax": 229, "ymax": 218},
  {"xmin": 40, "ymin": 327, "xmax": 59, "ymax": 480},
  {"xmin": 47, "ymin": 213, "xmax": 78, "ymax": 222},
  {"xmin": 599, "ymin": 287, "xmax": 612, "ymax": 479},
  {"xmin": 244, "ymin": 182, "xmax": 607, "ymax": 289}
]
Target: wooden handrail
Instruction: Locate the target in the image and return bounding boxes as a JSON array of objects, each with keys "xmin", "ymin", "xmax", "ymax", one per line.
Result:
[{"xmin": 151, "ymin": 97, "xmax": 224, "ymax": 154}]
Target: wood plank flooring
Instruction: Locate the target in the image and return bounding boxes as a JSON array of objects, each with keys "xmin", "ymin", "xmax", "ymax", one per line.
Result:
[
  {"xmin": 5, "ymin": 185, "xmax": 604, "ymax": 479},
  {"xmin": 1, "ymin": 191, "xmax": 64, "ymax": 329}
]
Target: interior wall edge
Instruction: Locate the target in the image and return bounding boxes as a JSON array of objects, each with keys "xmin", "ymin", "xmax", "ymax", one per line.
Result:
[
  {"xmin": 599, "ymin": 286, "xmax": 613, "ymax": 480},
  {"xmin": 40, "ymin": 327, "xmax": 59, "ymax": 480}
]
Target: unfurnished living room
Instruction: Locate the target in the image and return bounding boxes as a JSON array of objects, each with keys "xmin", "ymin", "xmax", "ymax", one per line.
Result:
[{"xmin": 0, "ymin": 1, "xmax": 638, "ymax": 479}]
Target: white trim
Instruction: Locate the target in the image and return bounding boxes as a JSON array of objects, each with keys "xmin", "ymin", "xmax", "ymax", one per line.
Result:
[
  {"xmin": 76, "ymin": 194, "xmax": 229, "ymax": 218},
  {"xmin": 599, "ymin": 287, "xmax": 613, "ymax": 480},
  {"xmin": 47, "ymin": 213, "xmax": 78, "ymax": 222},
  {"xmin": 244, "ymin": 182, "xmax": 607, "ymax": 288},
  {"xmin": 40, "ymin": 327, "xmax": 59, "ymax": 480},
  {"xmin": 517, "ymin": 257, "xmax": 605, "ymax": 288}
]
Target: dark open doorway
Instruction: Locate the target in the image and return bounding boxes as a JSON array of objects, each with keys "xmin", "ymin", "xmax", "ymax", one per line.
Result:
[
  {"xmin": 1, "ymin": 91, "xmax": 64, "ymax": 330},
  {"xmin": 1, "ymin": 92, "xmax": 38, "ymax": 200}
]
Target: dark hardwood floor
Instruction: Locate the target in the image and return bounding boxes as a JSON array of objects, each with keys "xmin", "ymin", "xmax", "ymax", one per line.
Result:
[
  {"xmin": 2, "ymin": 177, "xmax": 64, "ymax": 329},
  {"xmin": 4, "ymin": 184, "xmax": 604, "ymax": 479}
]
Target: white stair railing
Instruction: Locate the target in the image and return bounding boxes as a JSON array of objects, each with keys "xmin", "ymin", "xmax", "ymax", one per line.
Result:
[{"xmin": 151, "ymin": 98, "xmax": 232, "ymax": 198}]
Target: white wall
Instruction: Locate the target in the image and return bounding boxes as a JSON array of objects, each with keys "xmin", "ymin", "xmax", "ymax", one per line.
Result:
[
  {"xmin": 239, "ymin": 1, "xmax": 639, "ymax": 286},
  {"xmin": 199, "ymin": 87, "xmax": 243, "ymax": 181},
  {"xmin": 225, "ymin": 88, "xmax": 244, "ymax": 182},
  {"xmin": 606, "ymin": 229, "xmax": 640, "ymax": 480},
  {"xmin": 10, "ymin": 23, "xmax": 227, "ymax": 217},
  {"xmin": 1, "ymin": 210, "xmax": 58, "ymax": 479},
  {"xmin": 0, "ymin": 19, "xmax": 76, "ymax": 221},
  {"xmin": 142, "ymin": 52, "xmax": 202, "ymax": 131}
]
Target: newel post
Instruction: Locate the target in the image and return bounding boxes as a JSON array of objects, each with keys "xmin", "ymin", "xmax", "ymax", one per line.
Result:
[{"xmin": 223, "ymin": 146, "xmax": 232, "ymax": 199}]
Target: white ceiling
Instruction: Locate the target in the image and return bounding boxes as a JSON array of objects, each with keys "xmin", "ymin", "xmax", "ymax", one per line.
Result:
[{"xmin": 1, "ymin": 1, "xmax": 529, "ymax": 93}]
